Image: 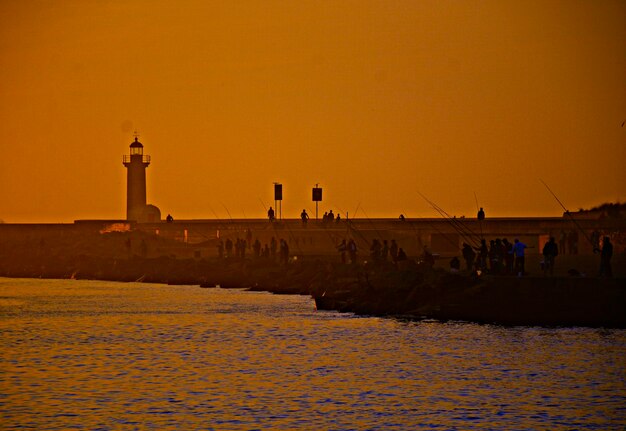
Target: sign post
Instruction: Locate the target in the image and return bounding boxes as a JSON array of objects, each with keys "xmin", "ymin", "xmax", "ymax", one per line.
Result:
[
  {"xmin": 274, "ymin": 183, "xmax": 283, "ymax": 220},
  {"xmin": 312, "ymin": 184, "xmax": 322, "ymax": 220}
]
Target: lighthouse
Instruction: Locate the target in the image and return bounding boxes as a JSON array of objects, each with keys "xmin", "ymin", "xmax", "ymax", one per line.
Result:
[{"xmin": 123, "ymin": 136, "xmax": 160, "ymax": 222}]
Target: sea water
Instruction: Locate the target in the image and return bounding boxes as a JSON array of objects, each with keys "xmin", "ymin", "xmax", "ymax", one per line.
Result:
[{"xmin": 1, "ymin": 277, "xmax": 625, "ymax": 430}]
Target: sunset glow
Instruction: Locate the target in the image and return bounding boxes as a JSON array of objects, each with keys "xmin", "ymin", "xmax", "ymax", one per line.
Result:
[{"xmin": 1, "ymin": 0, "xmax": 625, "ymax": 222}]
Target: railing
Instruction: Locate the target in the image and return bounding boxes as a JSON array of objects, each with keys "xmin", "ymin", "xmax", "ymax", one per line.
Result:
[{"xmin": 123, "ymin": 155, "xmax": 151, "ymax": 164}]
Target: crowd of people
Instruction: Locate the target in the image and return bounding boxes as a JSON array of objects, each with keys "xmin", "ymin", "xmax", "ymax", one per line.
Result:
[
  {"xmin": 461, "ymin": 238, "xmax": 532, "ymax": 276},
  {"xmin": 216, "ymin": 235, "xmax": 291, "ymax": 264}
]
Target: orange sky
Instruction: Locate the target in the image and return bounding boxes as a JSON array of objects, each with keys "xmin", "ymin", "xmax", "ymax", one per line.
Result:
[{"xmin": 1, "ymin": 0, "xmax": 625, "ymax": 223}]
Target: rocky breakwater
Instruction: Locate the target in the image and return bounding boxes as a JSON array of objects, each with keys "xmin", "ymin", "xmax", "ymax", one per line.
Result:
[{"xmin": 310, "ymin": 262, "xmax": 626, "ymax": 328}]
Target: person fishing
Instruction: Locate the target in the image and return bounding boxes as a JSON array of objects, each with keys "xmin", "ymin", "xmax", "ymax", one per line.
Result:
[
  {"xmin": 599, "ymin": 236, "xmax": 613, "ymax": 278},
  {"xmin": 542, "ymin": 236, "xmax": 558, "ymax": 276},
  {"xmin": 462, "ymin": 243, "xmax": 476, "ymax": 272},
  {"xmin": 512, "ymin": 238, "xmax": 528, "ymax": 276}
]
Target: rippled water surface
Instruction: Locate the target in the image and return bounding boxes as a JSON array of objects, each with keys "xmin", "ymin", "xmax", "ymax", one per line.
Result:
[{"xmin": 1, "ymin": 278, "xmax": 625, "ymax": 430}]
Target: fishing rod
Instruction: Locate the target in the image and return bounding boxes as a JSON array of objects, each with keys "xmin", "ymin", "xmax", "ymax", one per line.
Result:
[
  {"xmin": 403, "ymin": 209, "xmax": 461, "ymax": 251},
  {"xmin": 418, "ymin": 192, "xmax": 481, "ymax": 247},
  {"xmin": 539, "ymin": 179, "xmax": 595, "ymax": 249},
  {"xmin": 427, "ymin": 197, "xmax": 482, "ymax": 245},
  {"xmin": 329, "ymin": 202, "xmax": 372, "ymax": 249},
  {"xmin": 359, "ymin": 206, "xmax": 385, "ymax": 244},
  {"xmin": 474, "ymin": 191, "xmax": 484, "ymax": 240}
]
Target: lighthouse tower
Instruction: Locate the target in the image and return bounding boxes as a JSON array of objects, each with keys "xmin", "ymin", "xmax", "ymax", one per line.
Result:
[{"xmin": 123, "ymin": 136, "xmax": 152, "ymax": 222}]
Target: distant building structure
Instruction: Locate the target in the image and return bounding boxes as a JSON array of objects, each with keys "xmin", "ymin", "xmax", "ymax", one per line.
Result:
[{"xmin": 123, "ymin": 136, "xmax": 161, "ymax": 222}]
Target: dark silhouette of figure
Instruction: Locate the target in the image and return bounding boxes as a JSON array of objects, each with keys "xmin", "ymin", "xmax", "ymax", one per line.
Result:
[
  {"xmin": 476, "ymin": 239, "xmax": 488, "ymax": 270},
  {"xmin": 568, "ymin": 230, "xmax": 578, "ymax": 255},
  {"xmin": 389, "ymin": 239, "xmax": 398, "ymax": 263},
  {"xmin": 477, "ymin": 207, "xmax": 485, "ymax": 221},
  {"xmin": 397, "ymin": 248, "xmax": 408, "ymax": 262},
  {"xmin": 301, "ymin": 209, "xmax": 309, "ymax": 226},
  {"xmin": 591, "ymin": 230, "xmax": 601, "ymax": 252},
  {"xmin": 166, "ymin": 214, "xmax": 174, "ymax": 223},
  {"xmin": 336, "ymin": 213, "xmax": 341, "ymax": 222},
  {"xmin": 381, "ymin": 240, "xmax": 389, "ymax": 261},
  {"xmin": 542, "ymin": 236, "xmax": 559, "ymax": 276},
  {"xmin": 462, "ymin": 243, "xmax": 476, "ymax": 272},
  {"xmin": 270, "ymin": 237, "xmax": 277, "ymax": 258},
  {"xmin": 337, "ymin": 239, "xmax": 347, "ymax": 264},
  {"xmin": 348, "ymin": 239, "xmax": 357, "ymax": 264},
  {"xmin": 399, "ymin": 214, "xmax": 405, "ymax": 221},
  {"xmin": 502, "ymin": 238, "xmax": 514, "ymax": 274},
  {"xmin": 217, "ymin": 239, "xmax": 224, "ymax": 259},
  {"xmin": 559, "ymin": 230, "xmax": 567, "ymax": 255},
  {"xmin": 450, "ymin": 256, "xmax": 461, "ymax": 272},
  {"xmin": 225, "ymin": 238, "xmax": 233, "ymax": 258},
  {"xmin": 488, "ymin": 240, "xmax": 497, "ymax": 273},
  {"xmin": 279, "ymin": 239, "xmax": 289, "ymax": 264},
  {"xmin": 328, "ymin": 210, "xmax": 334, "ymax": 221},
  {"xmin": 512, "ymin": 238, "xmax": 527, "ymax": 276},
  {"xmin": 421, "ymin": 246, "xmax": 434, "ymax": 267},
  {"xmin": 246, "ymin": 229, "xmax": 253, "ymax": 249},
  {"xmin": 599, "ymin": 236, "xmax": 613, "ymax": 278},
  {"xmin": 253, "ymin": 239, "xmax": 261, "ymax": 258},
  {"xmin": 370, "ymin": 239, "xmax": 382, "ymax": 263},
  {"xmin": 268, "ymin": 207, "xmax": 275, "ymax": 222}
]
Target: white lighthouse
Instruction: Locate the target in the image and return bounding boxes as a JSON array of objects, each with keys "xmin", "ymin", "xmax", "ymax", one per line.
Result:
[{"xmin": 123, "ymin": 136, "xmax": 160, "ymax": 222}]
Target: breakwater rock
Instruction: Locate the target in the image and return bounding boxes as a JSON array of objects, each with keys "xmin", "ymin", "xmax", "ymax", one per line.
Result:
[
  {"xmin": 1, "ymin": 249, "xmax": 625, "ymax": 328},
  {"xmin": 311, "ymin": 263, "xmax": 626, "ymax": 328}
]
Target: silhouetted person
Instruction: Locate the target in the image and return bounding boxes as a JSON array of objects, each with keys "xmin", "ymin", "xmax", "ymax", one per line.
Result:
[
  {"xmin": 421, "ymin": 246, "xmax": 434, "ymax": 267},
  {"xmin": 477, "ymin": 207, "xmax": 485, "ymax": 221},
  {"xmin": 462, "ymin": 243, "xmax": 476, "ymax": 271},
  {"xmin": 512, "ymin": 238, "xmax": 527, "ymax": 276},
  {"xmin": 268, "ymin": 207, "xmax": 275, "ymax": 222},
  {"xmin": 397, "ymin": 248, "xmax": 407, "ymax": 262},
  {"xmin": 217, "ymin": 239, "xmax": 224, "ymax": 259},
  {"xmin": 475, "ymin": 239, "xmax": 488, "ymax": 270},
  {"xmin": 542, "ymin": 236, "xmax": 558, "ymax": 276},
  {"xmin": 301, "ymin": 209, "xmax": 309, "ymax": 226},
  {"xmin": 328, "ymin": 210, "xmax": 334, "ymax": 221},
  {"xmin": 253, "ymin": 239, "xmax": 261, "ymax": 258},
  {"xmin": 225, "ymin": 238, "xmax": 233, "ymax": 258},
  {"xmin": 370, "ymin": 239, "xmax": 382, "ymax": 263},
  {"xmin": 502, "ymin": 238, "xmax": 514, "ymax": 274},
  {"xmin": 279, "ymin": 239, "xmax": 289, "ymax": 264},
  {"xmin": 240, "ymin": 239, "xmax": 247, "ymax": 258},
  {"xmin": 399, "ymin": 214, "xmax": 405, "ymax": 221},
  {"xmin": 348, "ymin": 239, "xmax": 357, "ymax": 264},
  {"xmin": 381, "ymin": 240, "xmax": 389, "ymax": 261},
  {"xmin": 166, "ymin": 214, "xmax": 174, "ymax": 223},
  {"xmin": 270, "ymin": 237, "xmax": 277, "ymax": 259},
  {"xmin": 336, "ymin": 213, "xmax": 341, "ymax": 222},
  {"xmin": 337, "ymin": 239, "xmax": 347, "ymax": 264},
  {"xmin": 559, "ymin": 230, "xmax": 567, "ymax": 255},
  {"xmin": 591, "ymin": 230, "xmax": 601, "ymax": 252},
  {"xmin": 449, "ymin": 256, "xmax": 460, "ymax": 273},
  {"xmin": 599, "ymin": 236, "xmax": 613, "ymax": 278},
  {"xmin": 246, "ymin": 229, "xmax": 253, "ymax": 249},
  {"xmin": 389, "ymin": 239, "xmax": 398, "ymax": 263}
]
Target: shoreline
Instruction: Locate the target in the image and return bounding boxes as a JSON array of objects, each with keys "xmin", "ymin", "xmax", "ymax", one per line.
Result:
[{"xmin": 2, "ymin": 255, "xmax": 625, "ymax": 328}]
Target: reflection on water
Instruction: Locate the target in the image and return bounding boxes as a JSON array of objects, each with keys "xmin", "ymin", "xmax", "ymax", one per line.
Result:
[{"xmin": 1, "ymin": 278, "xmax": 625, "ymax": 430}]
